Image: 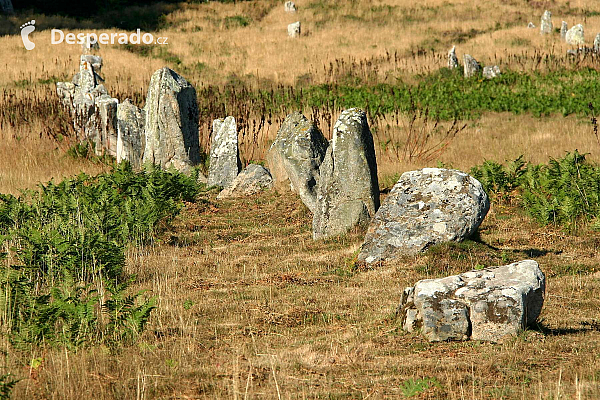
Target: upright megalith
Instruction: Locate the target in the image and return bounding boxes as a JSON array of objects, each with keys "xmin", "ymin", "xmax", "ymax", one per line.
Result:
[
  {"xmin": 94, "ymin": 95, "xmax": 118, "ymax": 157},
  {"xmin": 284, "ymin": 1, "xmax": 297, "ymax": 12},
  {"xmin": 566, "ymin": 24, "xmax": 585, "ymax": 46},
  {"xmin": 143, "ymin": 67, "xmax": 201, "ymax": 174},
  {"xmin": 208, "ymin": 116, "xmax": 241, "ymax": 188},
  {"xmin": 463, "ymin": 54, "xmax": 480, "ymax": 78},
  {"xmin": 288, "ymin": 21, "xmax": 301, "ymax": 37},
  {"xmin": 117, "ymin": 99, "xmax": 146, "ymax": 168},
  {"xmin": 540, "ymin": 10, "xmax": 553, "ymax": 35},
  {"xmin": 266, "ymin": 112, "xmax": 328, "ymax": 213},
  {"xmin": 594, "ymin": 33, "xmax": 600, "ymax": 53},
  {"xmin": 313, "ymin": 109, "xmax": 379, "ymax": 239},
  {"xmin": 561, "ymin": 21, "xmax": 568, "ymax": 40},
  {"xmin": 448, "ymin": 46, "xmax": 459, "ymax": 69}
]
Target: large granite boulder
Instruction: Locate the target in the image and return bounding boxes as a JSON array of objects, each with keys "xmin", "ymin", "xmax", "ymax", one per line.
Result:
[
  {"xmin": 399, "ymin": 260, "xmax": 546, "ymax": 342},
  {"xmin": 217, "ymin": 164, "xmax": 273, "ymax": 200},
  {"xmin": 482, "ymin": 65, "xmax": 501, "ymax": 79},
  {"xmin": 566, "ymin": 24, "xmax": 585, "ymax": 46},
  {"xmin": 117, "ymin": 99, "xmax": 146, "ymax": 168},
  {"xmin": 143, "ymin": 67, "xmax": 201, "ymax": 174},
  {"xmin": 463, "ymin": 54, "xmax": 480, "ymax": 78},
  {"xmin": 358, "ymin": 168, "xmax": 489, "ymax": 264},
  {"xmin": 313, "ymin": 108, "xmax": 379, "ymax": 239},
  {"xmin": 540, "ymin": 10, "xmax": 553, "ymax": 35},
  {"xmin": 208, "ymin": 116, "xmax": 241, "ymax": 188},
  {"xmin": 284, "ymin": 1, "xmax": 296, "ymax": 12},
  {"xmin": 266, "ymin": 112, "xmax": 328, "ymax": 212}
]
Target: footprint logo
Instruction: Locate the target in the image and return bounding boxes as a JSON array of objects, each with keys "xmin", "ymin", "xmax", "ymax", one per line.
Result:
[{"xmin": 20, "ymin": 20, "xmax": 36, "ymax": 51}]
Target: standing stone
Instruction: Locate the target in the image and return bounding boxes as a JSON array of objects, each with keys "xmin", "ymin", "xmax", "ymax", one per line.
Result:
[
  {"xmin": 482, "ymin": 65, "xmax": 501, "ymax": 79},
  {"xmin": 76, "ymin": 58, "xmax": 97, "ymax": 95},
  {"xmin": 217, "ymin": 164, "xmax": 274, "ymax": 200},
  {"xmin": 313, "ymin": 109, "xmax": 379, "ymax": 240},
  {"xmin": 81, "ymin": 54, "xmax": 102, "ymax": 73},
  {"xmin": 399, "ymin": 260, "xmax": 546, "ymax": 343},
  {"xmin": 288, "ymin": 21, "xmax": 301, "ymax": 38},
  {"xmin": 143, "ymin": 67, "xmax": 201, "ymax": 174},
  {"xmin": 56, "ymin": 82, "xmax": 76, "ymax": 110},
  {"xmin": 117, "ymin": 99, "xmax": 146, "ymax": 168},
  {"xmin": 93, "ymin": 95, "xmax": 119, "ymax": 156},
  {"xmin": 358, "ymin": 168, "xmax": 489, "ymax": 264},
  {"xmin": 284, "ymin": 1, "xmax": 296, "ymax": 12},
  {"xmin": 594, "ymin": 33, "xmax": 600, "ymax": 53},
  {"xmin": 266, "ymin": 112, "xmax": 328, "ymax": 213},
  {"xmin": 82, "ymin": 36, "xmax": 100, "ymax": 54},
  {"xmin": 208, "ymin": 116, "xmax": 241, "ymax": 188},
  {"xmin": 448, "ymin": 46, "xmax": 459, "ymax": 69},
  {"xmin": 540, "ymin": 10, "xmax": 553, "ymax": 35},
  {"xmin": 561, "ymin": 21, "xmax": 568, "ymax": 40},
  {"xmin": 566, "ymin": 24, "xmax": 585, "ymax": 46},
  {"xmin": 463, "ymin": 54, "xmax": 480, "ymax": 78},
  {"xmin": 0, "ymin": 0, "xmax": 13, "ymax": 14}
]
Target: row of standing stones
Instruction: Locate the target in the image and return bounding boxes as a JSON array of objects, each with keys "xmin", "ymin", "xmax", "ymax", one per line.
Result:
[
  {"xmin": 535, "ymin": 9, "xmax": 600, "ymax": 54},
  {"xmin": 55, "ymin": 51, "xmax": 545, "ymax": 345}
]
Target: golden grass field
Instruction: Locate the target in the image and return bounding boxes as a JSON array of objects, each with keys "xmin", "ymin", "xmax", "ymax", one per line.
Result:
[{"xmin": 1, "ymin": 0, "xmax": 600, "ymax": 398}]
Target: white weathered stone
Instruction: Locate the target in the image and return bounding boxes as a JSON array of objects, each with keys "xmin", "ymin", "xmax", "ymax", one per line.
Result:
[
  {"xmin": 217, "ymin": 164, "xmax": 273, "ymax": 199},
  {"xmin": 284, "ymin": 1, "xmax": 297, "ymax": 12},
  {"xmin": 527, "ymin": 22, "xmax": 536, "ymax": 29},
  {"xmin": 143, "ymin": 67, "xmax": 201, "ymax": 174},
  {"xmin": 540, "ymin": 10, "xmax": 553, "ymax": 35},
  {"xmin": 117, "ymin": 99, "xmax": 145, "ymax": 168},
  {"xmin": 288, "ymin": 21, "xmax": 301, "ymax": 38},
  {"xmin": 594, "ymin": 33, "xmax": 600, "ymax": 53},
  {"xmin": 313, "ymin": 109, "xmax": 379, "ymax": 239},
  {"xmin": 566, "ymin": 24, "xmax": 585, "ymax": 46},
  {"xmin": 463, "ymin": 54, "xmax": 480, "ymax": 78},
  {"xmin": 93, "ymin": 95, "xmax": 119, "ymax": 156},
  {"xmin": 358, "ymin": 168, "xmax": 489, "ymax": 264},
  {"xmin": 561, "ymin": 21, "xmax": 568, "ymax": 40},
  {"xmin": 399, "ymin": 260, "xmax": 546, "ymax": 342},
  {"xmin": 482, "ymin": 65, "xmax": 501, "ymax": 79},
  {"xmin": 208, "ymin": 116, "xmax": 241, "ymax": 188},
  {"xmin": 448, "ymin": 46, "xmax": 459, "ymax": 69}
]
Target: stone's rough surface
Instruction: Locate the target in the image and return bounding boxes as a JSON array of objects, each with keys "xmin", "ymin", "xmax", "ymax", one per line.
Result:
[
  {"xmin": 77, "ymin": 60, "xmax": 97, "ymax": 95},
  {"xmin": 208, "ymin": 116, "xmax": 241, "ymax": 188},
  {"xmin": 143, "ymin": 67, "xmax": 201, "ymax": 174},
  {"xmin": 358, "ymin": 168, "xmax": 489, "ymax": 264},
  {"xmin": 482, "ymin": 65, "xmax": 501, "ymax": 79},
  {"xmin": 217, "ymin": 164, "xmax": 274, "ymax": 199},
  {"xmin": 561, "ymin": 21, "xmax": 568, "ymax": 39},
  {"xmin": 56, "ymin": 82, "xmax": 76, "ymax": 108},
  {"xmin": 266, "ymin": 112, "xmax": 328, "ymax": 212},
  {"xmin": 528, "ymin": 22, "xmax": 536, "ymax": 29},
  {"xmin": 448, "ymin": 46, "xmax": 459, "ymax": 69},
  {"xmin": 313, "ymin": 108, "xmax": 379, "ymax": 239},
  {"xmin": 540, "ymin": 10, "xmax": 553, "ymax": 34},
  {"xmin": 288, "ymin": 21, "xmax": 301, "ymax": 37},
  {"xmin": 399, "ymin": 260, "xmax": 546, "ymax": 342},
  {"xmin": 81, "ymin": 54, "xmax": 102, "ymax": 72},
  {"xmin": 117, "ymin": 99, "xmax": 146, "ymax": 168},
  {"xmin": 284, "ymin": 1, "xmax": 296, "ymax": 12},
  {"xmin": 594, "ymin": 33, "xmax": 600, "ymax": 52},
  {"xmin": 463, "ymin": 54, "xmax": 480, "ymax": 78},
  {"xmin": 566, "ymin": 24, "xmax": 585, "ymax": 45},
  {"xmin": 93, "ymin": 95, "xmax": 119, "ymax": 157}
]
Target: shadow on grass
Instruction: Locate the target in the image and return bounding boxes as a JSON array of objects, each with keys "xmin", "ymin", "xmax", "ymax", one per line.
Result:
[{"xmin": 532, "ymin": 320, "xmax": 600, "ymax": 336}]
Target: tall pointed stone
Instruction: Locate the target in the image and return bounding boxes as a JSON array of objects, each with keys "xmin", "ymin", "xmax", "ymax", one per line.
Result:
[
  {"xmin": 561, "ymin": 21, "xmax": 568, "ymax": 40},
  {"xmin": 463, "ymin": 54, "xmax": 480, "ymax": 78},
  {"xmin": 143, "ymin": 67, "xmax": 201, "ymax": 174},
  {"xmin": 313, "ymin": 109, "xmax": 379, "ymax": 239},
  {"xmin": 448, "ymin": 46, "xmax": 459, "ymax": 69},
  {"xmin": 540, "ymin": 10, "xmax": 553, "ymax": 35},
  {"xmin": 208, "ymin": 116, "xmax": 241, "ymax": 188}
]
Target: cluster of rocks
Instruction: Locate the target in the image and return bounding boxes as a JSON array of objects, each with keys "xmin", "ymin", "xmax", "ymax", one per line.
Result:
[
  {"xmin": 56, "ymin": 47, "xmax": 202, "ymax": 175},
  {"xmin": 533, "ymin": 10, "xmax": 600, "ymax": 55},
  {"xmin": 448, "ymin": 46, "xmax": 501, "ymax": 79},
  {"xmin": 284, "ymin": 1, "xmax": 301, "ymax": 38}
]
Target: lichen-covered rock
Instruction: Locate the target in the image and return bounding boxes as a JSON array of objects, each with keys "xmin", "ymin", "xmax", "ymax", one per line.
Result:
[
  {"xmin": 76, "ymin": 58, "xmax": 97, "ymax": 95},
  {"xmin": 566, "ymin": 24, "xmax": 585, "ymax": 46},
  {"xmin": 482, "ymin": 65, "xmax": 501, "ymax": 79},
  {"xmin": 266, "ymin": 112, "xmax": 328, "ymax": 212},
  {"xmin": 117, "ymin": 99, "xmax": 146, "ymax": 168},
  {"xmin": 93, "ymin": 95, "xmax": 119, "ymax": 156},
  {"xmin": 358, "ymin": 168, "xmax": 489, "ymax": 264},
  {"xmin": 56, "ymin": 81, "xmax": 75, "ymax": 109},
  {"xmin": 288, "ymin": 21, "xmax": 301, "ymax": 38},
  {"xmin": 143, "ymin": 67, "xmax": 201, "ymax": 174},
  {"xmin": 284, "ymin": 1, "xmax": 296, "ymax": 12},
  {"xmin": 313, "ymin": 108, "xmax": 379, "ymax": 239},
  {"xmin": 217, "ymin": 164, "xmax": 273, "ymax": 199},
  {"xmin": 81, "ymin": 54, "xmax": 102, "ymax": 73},
  {"xmin": 540, "ymin": 10, "xmax": 553, "ymax": 35},
  {"xmin": 208, "ymin": 116, "xmax": 241, "ymax": 188},
  {"xmin": 463, "ymin": 54, "xmax": 480, "ymax": 78},
  {"xmin": 448, "ymin": 46, "xmax": 459, "ymax": 69},
  {"xmin": 399, "ymin": 260, "xmax": 546, "ymax": 342},
  {"xmin": 561, "ymin": 21, "xmax": 568, "ymax": 40}
]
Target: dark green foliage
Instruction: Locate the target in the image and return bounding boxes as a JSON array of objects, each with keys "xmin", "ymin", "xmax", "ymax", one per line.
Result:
[
  {"xmin": 0, "ymin": 163, "xmax": 203, "ymax": 349},
  {"xmin": 0, "ymin": 374, "xmax": 19, "ymax": 400}
]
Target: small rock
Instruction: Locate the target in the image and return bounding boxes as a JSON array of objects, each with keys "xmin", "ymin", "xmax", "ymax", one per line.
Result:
[
  {"xmin": 527, "ymin": 22, "xmax": 536, "ymax": 29},
  {"xmin": 463, "ymin": 54, "xmax": 480, "ymax": 78},
  {"xmin": 208, "ymin": 116, "xmax": 241, "ymax": 188},
  {"xmin": 561, "ymin": 21, "xmax": 568, "ymax": 40},
  {"xmin": 566, "ymin": 24, "xmax": 585, "ymax": 46},
  {"xmin": 288, "ymin": 21, "xmax": 301, "ymax": 38},
  {"xmin": 217, "ymin": 164, "xmax": 274, "ymax": 199},
  {"xmin": 284, "ymin": 1, "xmax": 297, "ymax": 12},
  {"xmin": 540, "ymin": 10, "xmax": 553, "ymax": 35},
  {"xmin": 448, "ymin": 46, "xmax": 459, "ymax": 69},
  {"xmin": 482, "ymin": 65, "xmax": 501, "ymax": 79},
  {"xmin": 358, "ymin": 168, "xmax": 489, "ymax": 264},
  {"xmin": 399, "ymin": 260, "xmax": 546, "ymax": 342},
  {"xmin": 594, "ymin": 33, "xmax": 600, "ymax": 52}
]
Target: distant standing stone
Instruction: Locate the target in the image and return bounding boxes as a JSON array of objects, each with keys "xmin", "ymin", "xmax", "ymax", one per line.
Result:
[
  {"xmin": 594, "ymin": 33, "xmax": 600, "ymax": 52},
  {"xmin": 143, "ymin": 67, "xmax": 201, "ymax": 174},
  {"xmin": 463, "ymin": 54, "xmax": 480, "ymax": 78},
  {"xmin": 566, "ymin": 24, "xmax": 585, "ymax": 46},
  {"xmin": 540, "ymin": 10, "xmax": 553, "ymax": 35},
  {"xmin": 217, "ymin": 164, "xmax": 274, "ymax": 199},
  {"xmin": 448, "ymin": 46, "xmax": 459, "ymax": 69},
  {"xmin": 527, "ymin": 22, "xmax": 536, "ymax": 29},
  {"xmin": 82, "ymin": 36, "xmax": 100, "ymax": 54},
  {"xmin": 561, "ymin": 21, "xmax": 568, "ymax": 40},
  {"xmin": 208, "ymin": 116, "xmax": 241, "ymax": 188},
  {"xmin": 482, "ymin": 65, "xmax": 501, "ymax": 79},
  {"xmin": 284, "ymin": 1, "xmax": 297, "ymax": 12},
  {"xmin": 313, "ymin": 108, "xmax": 380, "ymax": 240},
  {"xmin": 288, "ymin": 21, "xmax": 301, "ymax": 38}
]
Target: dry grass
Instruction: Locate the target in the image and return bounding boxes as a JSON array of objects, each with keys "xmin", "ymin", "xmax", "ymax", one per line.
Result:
[{"xmin": 0, "ymin": 0, "xmax": 600, "ymax": 398}]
